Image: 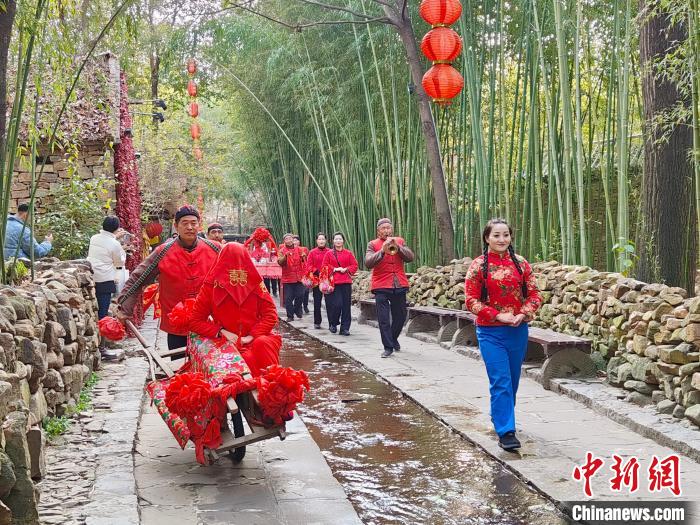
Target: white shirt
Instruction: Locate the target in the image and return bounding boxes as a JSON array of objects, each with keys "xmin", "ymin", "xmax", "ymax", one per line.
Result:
[{"xmin": 87, "ymin": 230, "xmax": 126, "ymax": 283}]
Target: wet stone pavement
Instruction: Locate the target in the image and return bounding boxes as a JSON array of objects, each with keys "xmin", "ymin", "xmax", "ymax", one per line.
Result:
[
  {"xmin": 37, "ymin": 348, "xmax": 148, "ymax": 525},
  {"xmin": 134, "ymin": 326, "xmax": 360, "ymax": 525}
]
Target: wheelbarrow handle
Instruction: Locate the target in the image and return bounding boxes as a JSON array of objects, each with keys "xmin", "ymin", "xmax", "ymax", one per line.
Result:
[{"xmin": 125, "ymin": 320, "xmax": 149, "ymax": 349}]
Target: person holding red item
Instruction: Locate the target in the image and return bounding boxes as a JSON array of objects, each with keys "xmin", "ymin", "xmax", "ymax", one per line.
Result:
[
  {"xmin": 293, "ymin": 235, "xmax": 311, "ymax": 314},
  {"xmin": 116, "ymin": 205, "xmax": 220, "ymax": 352},
  {"xmin": 189, "ymin": 242, "xmax": 282, "ymax": 377},
  {"xmin": 278, "ymin": 233, "xmax": 305, "ymax": 322},
  {"xmin": 305, "ymin": 232, "xmax": 330, "ymax": 329},
  {"xmin": 322, "ymin": 232, "xmax": 358, "ymax": 335},
  {"xmin": 464, "ymin": 218, "xmax": 541, "ymax": 452}
]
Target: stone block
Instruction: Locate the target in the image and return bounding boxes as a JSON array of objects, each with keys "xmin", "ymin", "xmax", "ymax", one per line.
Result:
[
  {"xmin": 625, "ymin": 391, "xmax": 654, "ymax": 407},
  {"xmin": 624, "ymin": 380, "xmax": 656, "ymax": 395},
  {"xmin": 28, "ymin": 390, "xmax": 47, "ymax": 426},
  {"xmin": 61, "ymin": 342, "xmax": 78, "ymax": 365},
  {"xmin": 0, "ymin": 450, "xmax": 15, "ymax": 501},
  {"xmin": 656, "ymin": 399, "xmax": 676, "ymax": 414},
  {"xmin": 43, "ymin": 321, "xmax": 66, "ymax": 352},
  {"xmin": 680, "ymin": 362, "xmax": 700, "ymax": 377},
  {"xmin": 632, "ymin": 335, "xmax": 648, "ymax": 356},
  {"xmin": 42, "ymin": 369, "xmax": 64, "ymax": 390},
  {"xmin": 656, "ymin": 362, "xmax": 681, "ymax": 376},
  {"xmin": 652, "ymin": 390, "xmax": 666, "ymax": 403},
  {"xmin": 6, "ymin": 297, "xmax": 38, "ymax": 324},
  {"xmin": 658, "ymin": 343, "xmax": 695, "ymax": 365},
  {"xmin": 26, "ymin": 427, "xmax": 45, "ymax": 481},
  {"xmin": 683, "ymin": 390, "xmax": 700, "ymax": 407},
  {"xmin": 673, "ymin": 403, "xmax": 686, "ymax": 419},
  {"xmin": 2, "ymin": 411, "xmax": 39, "ymax": 523},
  {"xmin": 686, "ymin": 404, "xmax": 700, "ymax": 427},
  {"xmin": 55, "ymin": 305, "xmax": 77, "ymax": 342}
]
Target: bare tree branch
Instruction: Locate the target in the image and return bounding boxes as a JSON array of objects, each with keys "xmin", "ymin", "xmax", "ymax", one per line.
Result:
[{"xmin": 296, "ymin": 0, "xmax": 381, "ymax": 19}]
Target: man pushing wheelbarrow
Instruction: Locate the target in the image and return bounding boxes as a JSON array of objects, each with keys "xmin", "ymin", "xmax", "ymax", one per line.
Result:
[{"xmin": 101, "ymin": 242, "xmax": 309, "ymax": 465}]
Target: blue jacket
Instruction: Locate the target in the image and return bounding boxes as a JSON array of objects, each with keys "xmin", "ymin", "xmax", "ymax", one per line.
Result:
[{"xmin": 3, "ymin": 215, "xmax": 52, "ymax": 260}]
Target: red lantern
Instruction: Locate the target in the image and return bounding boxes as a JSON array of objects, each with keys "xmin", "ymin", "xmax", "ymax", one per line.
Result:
[
  {"xmin": 193, "ymin": 146, "xmax": 203, "ymax": 161},
  {"xmin": 190, "ymin": 122, "xmax": 201, "ymax": 140},
  {"xmin": 188, "ymin": 102, "xmax": 199, "ymax": 118},
  {"xmin": 422, "ymin": 64, "xmax": 464, "ymax": 105},
  {"xmin": 187, "ymin": 59, "xmax": 197, "ymax": 75},
  {"xmin": 421, "ymin": 27, "xmax": 463, "ymax": 63},
  {"xmin": 187, "ymin": 80, "xmax": 197, "ymax": 97},
  {"xmin": 419, "ymin": 0, "xmax": 462, "ymax": 27}
]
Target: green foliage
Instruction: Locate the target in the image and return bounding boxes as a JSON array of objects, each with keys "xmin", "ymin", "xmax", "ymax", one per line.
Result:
[
  {"xmin": 42, "ymin": 416, "xmax": 70, "ymax": 439},
  {"xmin": 41, "ymin": 372, "xmax": 100, "ymax": 439},
  {"xmin": 4, "ymin": 258, "xmax": 28, "ymax": 285},
  {"xmin": 35, "ymin": 175, "xmax": 113, "ymax": 260},
  {"xmin": 613, "ymin": 240, "xmax": 639, "ymax": 277}
]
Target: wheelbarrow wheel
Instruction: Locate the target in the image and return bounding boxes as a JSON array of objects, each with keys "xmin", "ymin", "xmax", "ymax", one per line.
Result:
[{"xmin": 229, "ymin": 410, "xmax": 246, "ymax": 463}]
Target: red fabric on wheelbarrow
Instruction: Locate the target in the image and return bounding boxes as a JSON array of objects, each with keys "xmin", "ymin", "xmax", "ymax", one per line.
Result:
[
  {"xmin": 97, "ymin": 317, "xmax": 125, "ymax": 341},
  {"xmin": 256, "ymin": 365, "xmax": 310, "ymax": 426}
]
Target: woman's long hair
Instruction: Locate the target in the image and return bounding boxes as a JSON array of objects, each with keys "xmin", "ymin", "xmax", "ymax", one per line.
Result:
[{"xmin": 480, "ymin": 218, "xmax": 528, "ymax": 303}]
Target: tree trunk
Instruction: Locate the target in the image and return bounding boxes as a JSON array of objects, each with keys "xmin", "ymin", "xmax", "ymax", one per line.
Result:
[
  {"xmin": 384, "ymin": 4, "xmax": 456, "ymax": 262},
  {"xmin": 0, "ymin": 0, "xmax": 17, "ymax": 156},
  {"xmin": 636, "ymin": 0, "xmax": 696, "ymax": 294},
  {"xmin": 150, "ymin": 50, "xmax": 160, "ymax": 125}
]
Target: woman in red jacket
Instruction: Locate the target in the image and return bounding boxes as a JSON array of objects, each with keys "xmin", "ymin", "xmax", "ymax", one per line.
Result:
[
  {"xmin": 464, "ymin": 218, "xmax": 541, "ymax": 452},
  {"xmin": 322, "ymin": 232, "xmax": 358, "ymax": 335},
  {"xmin": 189, "ymin": 242, "xmax": 282, "ymax": 377}
]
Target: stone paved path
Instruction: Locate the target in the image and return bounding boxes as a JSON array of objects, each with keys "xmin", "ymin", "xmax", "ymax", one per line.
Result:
[
  {"xmin": 284, "ymin": 305, "xmax": 700, "ymax": 518},
  {"xmin": 134, "ymin": 327, "xmax": 361, "ymax": 525},
  {"xmin": 37, "ymin": 337, "xmax": 148, "ymax": 525}
]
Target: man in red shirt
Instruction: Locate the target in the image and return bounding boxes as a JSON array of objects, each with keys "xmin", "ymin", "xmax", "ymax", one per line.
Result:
[
  {"xmin": 305, "ymin": 232, "xmax": 329, "ymax": 329},
  {"xmin": 116, "ymin": 205, "xmax": 221, "ymax": 351},
  {"xmin": 278, "ymin": 233, "xmax": 305, "ymax": 322},
  {"xmin": 364, "ymin": 218, "xmax": 414, "ymax": 358}
]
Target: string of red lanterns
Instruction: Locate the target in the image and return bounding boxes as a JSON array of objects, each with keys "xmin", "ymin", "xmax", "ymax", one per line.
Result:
[
  {"xmin": 187, "ymin": 59, "xmax": 203, "ymax": 161},
  {"xmin": 419, "ymin": 0, "xmax": 464, "ymax": 106}
]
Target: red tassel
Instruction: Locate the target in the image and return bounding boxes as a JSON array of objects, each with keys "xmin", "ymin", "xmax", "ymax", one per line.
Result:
[
  {"xmin": 98, "ymin": 317, "xmax": 125, "ymax": 341},
  {"xmin": 256, "ymin": 365, "xmax": 310, "ymax": 426},
  {"xmin": 168, "ymin": 298, "xmax": 196, "ymax": 334}
]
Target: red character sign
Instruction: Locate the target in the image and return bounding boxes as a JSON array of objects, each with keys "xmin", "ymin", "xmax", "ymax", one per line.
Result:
[
  {"xmin": 610, "ymin": 455, "xmax": 639, "ymax": 493},
  {"xmin": 648, "ymin": 455, "xmax": 681, "ymax": 496},
  {"xmin": 573, "ymin": 452, "xmax": 604, "ymax": 497}
]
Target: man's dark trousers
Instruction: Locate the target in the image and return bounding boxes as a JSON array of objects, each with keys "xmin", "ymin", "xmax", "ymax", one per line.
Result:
[
  {"xmin": 374, "ymin": 288, "xmax": 407, "ymax": 350},
  {"xmin": 312, "ymin": 286, "xmax": 325, "ymax": 325},
  {"xmin": 284, "ymin": 282, "xmax": 304, "ymax": 319}
]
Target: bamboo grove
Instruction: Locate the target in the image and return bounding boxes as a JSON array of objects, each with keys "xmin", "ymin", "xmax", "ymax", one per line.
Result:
[{"xmin": 199, "ymin": 0, "xmax": 693, "ymax": 273}]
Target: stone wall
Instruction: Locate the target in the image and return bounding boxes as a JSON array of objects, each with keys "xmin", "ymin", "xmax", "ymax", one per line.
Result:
[
  {"xmin": 0, "ymin": 259, "xmax": 101, "ymax": 523},
  {"xmin": 11, "ymin": 142, "xmax": 115, "ymax": 215},
  {"xmin": 351, "ymin": 259, "xmax": 700, "ymax": 429}
]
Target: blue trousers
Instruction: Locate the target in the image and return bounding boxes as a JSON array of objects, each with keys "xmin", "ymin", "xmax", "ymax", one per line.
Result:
[{"xmin": 476, "ymin": 324, "xmax": 528, "ymax": 437}]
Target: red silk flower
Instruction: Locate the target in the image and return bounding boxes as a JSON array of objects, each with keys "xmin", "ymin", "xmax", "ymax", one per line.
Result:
[
  {"xmin": 164, "ymin": 372, "xmax": 212, "ymax": 419},
  {"xmin": 256, "ymin": 365, "xmax": 310, "ymax": 426},
  {"xmin": 168, "ymin": 298, "xmax": 196, "ymax": 333},
  {"xmin": 98, "ymin": 317, "xmax": 125, "ymax": 341}
]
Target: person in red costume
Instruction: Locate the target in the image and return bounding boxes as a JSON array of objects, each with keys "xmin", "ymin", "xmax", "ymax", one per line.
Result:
[
  {"xmin": 116, "ymin": 205, "xmax": 221, "ymax": 351},
  {"xmin": 278, "ymin": 233, "xmax": 305, "ymax": 322},
  {"xmin": 293, "ymin": 235, "xmax": 311, "ymax": 314},
  {"xmin": 322, "ymin": 232, "xmax": 358, "ymax": 335},
  {"xmin": 305, "ymin": 232, "xmax": 329, "ymax": 329},
  {"xmin": 365, "ymin": 217, "xmax": 414, "ymax": 358},
  {"xmin": 189, "ymin": 242, "xmax": 282, "ymax": 377}
]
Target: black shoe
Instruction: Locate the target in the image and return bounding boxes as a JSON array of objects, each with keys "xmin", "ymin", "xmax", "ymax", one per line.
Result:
[
  {"xmin": 304, "ymin": 308, "xmax": 310, "ymax": 314},
  {"xmin": 314, "ymin": 324, "xmax": 321, "ymax": 329},
  {"xmin": 339, "ymin": 330, "xmax": 350, "ymax": 336},
  {"xmin": 381, "ymin": 349, "xmax": 393, "ymax": 358},
  {"xmin": 296, "ymin": 314, "xmax": 303, "ymax": 319},
  {"xmin": 286, "ymin": 317, "xmax": 294, "ymax": 322},
  {"xmin": 329, "ymin": 326, "xmax": 337, "ymax": 334},
  {"xmin": 394, "ymin": 343, "xmax": 401, "ymax": 352},
  {"xmin": 498, "ymin": 432, "xmax": 521, "ymax": 451}
]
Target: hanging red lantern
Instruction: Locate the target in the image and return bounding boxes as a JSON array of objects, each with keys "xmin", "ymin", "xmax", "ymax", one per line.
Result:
[
  {"xmin": 422, "ymin": 64, "xmax": 464, "ymax": 105},
  {"xmin": 421, "ymin": 27, "xmax": 463, "ymax": 63},
  {"xmin": 419, "ymin": 0, "xmax": 462, "ymax": 26},
  {"xmin": 190, "ymin": 122, "xmax": 201, "ymax": 140},
  {"xmin": 187, "ymin": 80, "xmax": 197, "ymax": 97},
  {"xmin": 188, "ymin": 102, "xmax": 199, "ymax": 118},
  {"xmin": 187, "ymin": 59, "xmax": 197, "ymax": 75},
  {"xmin": 193, "ymin": 146, "xmax": 203, "ymax": 161}
]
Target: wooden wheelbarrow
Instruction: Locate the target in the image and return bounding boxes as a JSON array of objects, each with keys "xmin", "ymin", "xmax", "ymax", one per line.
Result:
[{"xmin": 126, "ymin": 320, "xmax": 287, "ymax": 465}]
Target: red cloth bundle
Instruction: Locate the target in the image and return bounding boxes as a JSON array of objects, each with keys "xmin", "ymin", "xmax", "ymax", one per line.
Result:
[
  {"xmin": 244, "ymin": 228, "xmax": 277, "ymax": 251},
  {"xmin": 301, "ymin": 271, "xmax": 315, "ymax": 289},
  {"xmin": 318, "ymin": 266, "xmax": 335, "ymax": 294},
  {"xmin": 98, "ymin": 317, "xmax": 125, "ymax": 341},
  {"xmin": 256, "ymin": 365, "xmax": 310, "ymax": 426},
  {"xmin": 164, "ymin": 372, "xmax": 212, "ymax": 419},
  {"xmin": 142, "ymin": 283, "xmax": 161, "ymax": 319},
  {"xmin": 167, "ymin": 298, "xmax": 196, "ymax": 334}
]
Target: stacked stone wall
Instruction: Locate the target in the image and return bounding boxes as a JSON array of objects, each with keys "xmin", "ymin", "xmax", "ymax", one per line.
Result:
[
  {"xmin": 10, "ymin": 143, "xmax": 115, "ymax": 214},
  {"xmin": 0, "ymin": 259, "xmax": 101, "ymax": 523},
  {"xmin": 352, "ymin": 259, "xmax": 700, "ymax": 429}
]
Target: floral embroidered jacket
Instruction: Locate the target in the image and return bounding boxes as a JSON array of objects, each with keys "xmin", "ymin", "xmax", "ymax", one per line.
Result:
[{"xmin": 464, "ymin": 251, "xmax": 541, "ymax": 326}]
